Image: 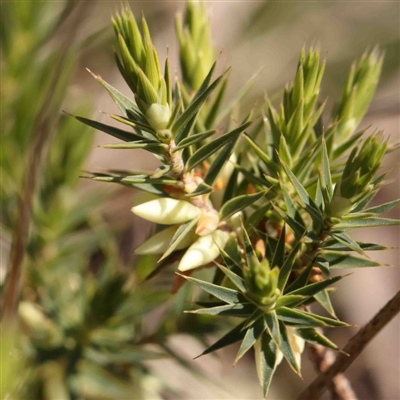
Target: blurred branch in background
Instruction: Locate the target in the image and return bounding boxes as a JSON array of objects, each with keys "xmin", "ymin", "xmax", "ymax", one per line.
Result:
[
  {"xmin": 1, "ymin": 1, "xmax": 91, "ymax": 323},
  {"xmin": 0, "ymin": 2, "xmax": 172, "ymax": 399}
]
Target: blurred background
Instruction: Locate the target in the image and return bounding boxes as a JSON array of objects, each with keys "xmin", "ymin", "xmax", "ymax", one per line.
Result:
[{"xmin": 1, "ymin": 1, "xmax": 399, "ymax": 399}]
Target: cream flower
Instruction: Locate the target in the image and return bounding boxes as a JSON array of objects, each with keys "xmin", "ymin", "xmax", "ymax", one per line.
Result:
[
  {"xmin": 275, "ymin": 326, "xmax": 305, "ymax": 368},
  {"xmin": 195, "ymin": 209, "xmax": 219, "ymax": 236},
  {"xmin": 131, "ymin": 197, "xmax": 202, "ymax": 225},
  {"xmin": 145, "ymin": 103, "xmax": 170, "ymax": 131},
  {"xmin": 178, "ymin": 230, "xmax": 229, "ymax": 271}
]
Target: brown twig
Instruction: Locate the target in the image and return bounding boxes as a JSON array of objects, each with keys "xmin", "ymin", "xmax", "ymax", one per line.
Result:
[
  {"xmin": 307, "ymin": 341, "xmax": 357, "ymax": 400},
  {"xmin": 297, "ymin": 290, "xmax": 400, "ymax": 400}
]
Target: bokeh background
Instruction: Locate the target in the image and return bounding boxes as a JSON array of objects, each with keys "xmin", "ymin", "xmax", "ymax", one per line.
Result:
[{"xmin": 1, "ymin": 1, "xmax": 399, "ymax": 399}]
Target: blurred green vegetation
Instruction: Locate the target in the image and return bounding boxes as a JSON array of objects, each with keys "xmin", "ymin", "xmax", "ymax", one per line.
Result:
[{"xmin": 0, "ymin": 2, "xmax": 170, "ymax": 399}]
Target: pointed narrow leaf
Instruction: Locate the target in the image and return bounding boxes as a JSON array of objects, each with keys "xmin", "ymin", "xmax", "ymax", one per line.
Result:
[
  {"xmin": 314, "ymin": 258, "xmax": 330, "ymax": 277},
  {"xmin": 272, "ymin": 205, "xmax": 307, "ymax": 240},
  {"xmin": 265, "ymin": 311, "xmax": 281, "ymax": 346},
  {"xmin": 295, "ymin": 328, "xmax": 339, "ymax": 350},
  {"xmin": 108, "ymin": 114, "xmax": 155, "ymax": 136},
  {"xmin": 159, "ymin": 217, "xmax": 199, "ymax": 261},
  {"xmin": 334, "ymin": 217, "xmax": 400, "ymax": 230},
  {"xmin": 281, "ymin": 159, "xmax": 324, "ymax": 225},
  {"xmin": 172, "ymin": 71, "xmax": 223, "ymax": 134},
  {"xmin": 284, "ymin": 262, "xmax": 313, "ymax": 294},
  {"xmin": 203, "ymin": 128, "xmax": 241, "ymax": 187},
  {"xmin": 314, "ymin": 289, "xmax": 337, "ymax": 318},
  {"xmin": 73, "ymin": 115, "xmax": 153, "ymax": 143},
  {"xmin": 185, "ymin": 182, "xmax": 213, "ymax": 197},
  {"xmin": 328, "ymin": 232, "xmax": 364, "ymax": 254},
  {"xmin": 275, "ymin": 295, "xmax": 307, "ymax": 309},
  {"xmin": 279, "ymin": 134, "xmax": 293, "ymax": 167},
  {"xmin": 362, "ymin": 199, "xmax": 400, "ymax": 215},
  {"xmin": 235, "ymin": 316, "xmax": 267, "ymax": 364},
  {"xmin": 236, "ymin": 164, "xmax": 270, "ymax": 188},
  {"xmin": 285, "ymin": 275, "xmax": 343, "ymax": 298},
  {"xmin": 320, "ymin": 139, "xmax": 333, "ymax": 200},
  {"xmin": 255, "ymin": 333, "xmax": 278, "ymax": 399},
  {"xmin": 164, "ymin": 57, "xmax": 172, "ymax": 106},
  {"xmin": 195, "ymin": 321, "xmax": 248, "ymax": 358},
  {"xmin": 243, "ymin": 134, "xmax": 278, "ymax": 173},
  {"xmin": 271, "ymin": 225, "xmax": 286, "ymax": 269},
  {"xmin": 245, "ymin": 202, "xmax": 272, "ymax": 233},
  {"xmin": 276, "ymin": 307, "xmax": 348, "ymax": 327},
  {"xmin": 222, "ymin": 161, "xmax": 239, "ymax": 205},
  {"xmin": 278, "ymin": 321, "xmax": 301, "ymax": 374},
  {"xmin": 87, "ymin": 69, "xmax": 143, "ymax": 120},
  {"xmin": 181, "ymin": 275, "xmax": 244, "ymax": 304},
  {"xmin": 193, "ymin": 62, "xmax": 217, "ymax": 101},
  {"xmin": 103, "ymin": 142, "xmax": 168, "ymax": 155},
  {"xmin": 188, "ymin": 303, "xmax": 255, "ymax": 317},
  {"xmin": 323, "ymin": 241, "xmax": 387, "ymax": 251},
  {"xmin": 315, "ymin": 179, "xmax": 324, "ymax": 208},
  {"xmin": 321, "ymin": 251, "xmax": 383, "ymax": 268},
  {"xmin": 204, "ymin": 76, "xmax": 229, "ymax": 129},
  {"xmin": 281, "ymin": 184, "xmax": 306, "ymax": 228},
  {"xmin": 241, "ymin": 221, "xmax": 257, "ymax": 267},
  {"xmin": 242, "ymin": 309, "xmax": 263, "ymax": 330},
  {"xmin": 216, "ymin": 264, "xmax": 246, "ymax": 293},
  {"xmin": 220, "ymin": 190, "xmax": 267, "ymax": 221},
  {"xmin": 175, "ymin": 114, "xmax": 197, "ymax": 145},
  {"xmin": 278, "ymin": 242, "xmax": 302, "ymax": 291},
  {"xmin": 92, "ymin": 175, "xmax": 180, "ymax": 186},
  {"xmin": 217, "ymin": 68, "xmax": 262, "ymax": 124},
  {"xmin": 218, "ymin": 238, "xmax": 243, "ymax": 277},
  {"xmin": 171, "ymin": 129, "xmax": 217, "ymax": 152},
  {"xmin": 186, "ymin": 121, "xmax": 252, "ymax": 172}
]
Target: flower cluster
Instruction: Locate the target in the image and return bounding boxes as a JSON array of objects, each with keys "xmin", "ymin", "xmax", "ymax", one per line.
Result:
[{"xmin": 132, "ymin": 194, "xmax": 229, "ymax": 271}]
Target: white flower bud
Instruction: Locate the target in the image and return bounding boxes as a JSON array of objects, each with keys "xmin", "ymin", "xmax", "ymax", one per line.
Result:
[
  {"xmin": 178, "ymin": 230, "xmax": 229, "ymax": 272},
  {"xmin": 329, "ymin": 196, "xmax": 353, "ymax": 218},
  {"xmin": 146, "ymin": 103, "xmax": 170, "ymax": 131},
  {"xmin": 255, "ymin": 327, "xmax": 304, "ymax": 385},
  {"xmin": 227, "ymin": 211, "xmax": 243, "ymax": 234},
  {"xmin": 131, "ymin": 197, "xmax": 202, "ymax": 225},
  {"xmin": 135, "ymin": 225, "xmax": 196, "ymax": 255},
  {"xmin": 275, "ymin": 326, "xmax": 305, "ymax": 368},
  {"xmin": 195, "ymin": 209, "xmax": 220, "ymax": 236},
  {"xmin": 285, "ymin": 326, "xmax": 305, "ymax": 368}
]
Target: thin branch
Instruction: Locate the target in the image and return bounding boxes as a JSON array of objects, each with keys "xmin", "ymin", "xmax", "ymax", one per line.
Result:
[
  {"xmin": 297, "ymin": 290, "xmax": 400, "ymax": 400},
  {"xmin": 307, "ymin": 341, "xmax": 357, "ymax": 400}
]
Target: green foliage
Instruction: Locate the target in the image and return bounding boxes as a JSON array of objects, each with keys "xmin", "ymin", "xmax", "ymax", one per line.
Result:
[
  {"xmin": 175, "ymin": 0, "xmax": 214, "ymax": 91},
  {"xmin": 333, "ymin": 49, "xmax": 383, "ymax": 143},
  {"xmin": 0, "ymin": 3, "xmax": 172, "ymax": 399},
  {"xmin": 72, "ymin": 2, "xmax": 399, "ymax": 397},
  {"xmin": 3, "ymin": 1, "xmax": 399, "ymax": 399}
]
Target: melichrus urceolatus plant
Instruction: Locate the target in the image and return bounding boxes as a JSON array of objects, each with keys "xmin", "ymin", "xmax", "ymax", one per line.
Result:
[{"xmin": 2, "ymin": 2, "xmax": 399, "ymax": 399}]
